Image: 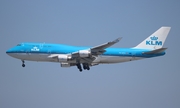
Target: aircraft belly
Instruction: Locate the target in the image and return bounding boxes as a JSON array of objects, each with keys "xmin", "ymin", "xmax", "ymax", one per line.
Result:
[
  {"xmin": 8, "ymin": 53, "xmax": 144, "ymax": 64},
  {"xmin": 98, "ymin": 56, "xmax": 143, "ymax": 63},
  {"xmin": 28, "ymin": 54, "xmax": 59, "ymax": 62},
  {"xmin": 8, "ymin": 53, "xmax": 57, "ymax": 62},
  {"xmin": 7, "ymin": 53, "xmax": 29, "ymax": 60}
]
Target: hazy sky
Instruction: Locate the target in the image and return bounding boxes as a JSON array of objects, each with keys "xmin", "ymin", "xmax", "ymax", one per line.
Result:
[{"xmin": 0, "ymin": 0, "xmax": 180, "ymax": 108}]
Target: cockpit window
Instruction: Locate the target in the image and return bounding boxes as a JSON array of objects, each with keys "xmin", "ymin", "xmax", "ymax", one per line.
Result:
[{"xmin": 17, "ymin": 44, "xmax": 21, "ymax": 46}]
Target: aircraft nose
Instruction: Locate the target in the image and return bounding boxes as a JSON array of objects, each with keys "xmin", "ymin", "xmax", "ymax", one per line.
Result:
[
  {"xmin": 6, "ymin": 48, "xmax": 14, "ymax": 55},
  {"xmin": 6, "ymin": 49, "xmax": 12, "ymax": 56},
  {"xmin": 6, "ymin": 49, "xmax": 11, "ymax": 53},
  {"xmin": 6, "ymin": 47, "xmax": 17, "ymax": 58}
]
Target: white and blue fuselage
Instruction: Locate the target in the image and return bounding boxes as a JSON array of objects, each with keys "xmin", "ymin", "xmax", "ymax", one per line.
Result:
[
  {"xmin": 6, "ymin": 27, "xmax": 171, "ymax": 71},
  {"xmin": 6, "ymin": 43, "xmax": 164, "ymax": 63}
]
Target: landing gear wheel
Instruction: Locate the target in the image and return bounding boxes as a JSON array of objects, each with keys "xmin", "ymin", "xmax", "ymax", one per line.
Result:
[
  {"xmin": 21, "ymin": 60, "xmax": 25, "ymax": 67},
  {"xmin": 22, "ymin": 64, "xmax": 25, "ymax": 67},
  {"xmin": 83, "ymin": 63, "xmax": 90, "ymax": 70},
  {"xmin": 87, "ymin": 67, "xmax": 90, "ymax": 70},
  {"xmin": 83, "ymin": 65, "xmax": 87, "ymax": 70},
  {"xmin": 76, "ymin": 63, "xmax": 83, "ymax": 72}
]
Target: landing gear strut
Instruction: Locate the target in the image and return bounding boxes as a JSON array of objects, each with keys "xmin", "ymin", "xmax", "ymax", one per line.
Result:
[
  {"xmin": 22, "ymin": 60, "xmax": 25, "ymax": 67},
  {"xmin": 76, "ymin": 63, "xmax": 91, "ymax": 72},
  {"xmin": 76, "ymin": 63, "xmax": 82, "ymax": 72},
  {"xmin": 83, "ymin": 63, "xmax": 90, "ymax": 70}
]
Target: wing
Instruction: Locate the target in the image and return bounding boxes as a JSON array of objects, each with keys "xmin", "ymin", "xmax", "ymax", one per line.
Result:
[
  {"xmin": 90, "ymin": 37, "xmax": 122, "ymax": 55},
  {"xmin": 71, "ymin": 37, "xmax": 122, "ymax": 57},
  {"xmin": 49, "ymin": 37, "xmax": 122, "ymax": 64}
]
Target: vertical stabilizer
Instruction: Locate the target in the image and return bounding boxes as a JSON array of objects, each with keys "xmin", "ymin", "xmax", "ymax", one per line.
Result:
[{"xmin": 135, "ymin": 27, "xmax": 171, "ymax": 49}]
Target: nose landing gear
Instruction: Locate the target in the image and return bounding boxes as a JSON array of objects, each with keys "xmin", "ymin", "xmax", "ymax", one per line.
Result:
[{"xmin": 22, "ymin": 60, "xmax": 25, "ymax": 67}]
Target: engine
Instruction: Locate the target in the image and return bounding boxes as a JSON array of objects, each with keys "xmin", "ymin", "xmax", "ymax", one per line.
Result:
[
  {"xmin": 79, "ymin": 50, "xmax": 91, "ymax": 57},
  {"xmin": 58, "ymin": 55, "xmax": 71, "ymax": 62}
]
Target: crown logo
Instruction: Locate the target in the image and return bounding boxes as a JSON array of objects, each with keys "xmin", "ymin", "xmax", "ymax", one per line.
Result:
[{"xmin": 150, "ymin": 36, "xmax": 158, "ymax": 40}]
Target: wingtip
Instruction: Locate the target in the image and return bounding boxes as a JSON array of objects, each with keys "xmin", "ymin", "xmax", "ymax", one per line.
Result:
[
  {"xmin": 118, "ymin": 37, "xmax": 122, "ymax": 40},
  {"xmin": 114, "ymin": 37, "xmax": 122, "ymax": 42}
]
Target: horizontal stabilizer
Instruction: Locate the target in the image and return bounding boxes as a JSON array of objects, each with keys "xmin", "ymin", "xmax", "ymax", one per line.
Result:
[{"xmin": 143, "ymin": 48, "xmax": 167, "ymax": 54}]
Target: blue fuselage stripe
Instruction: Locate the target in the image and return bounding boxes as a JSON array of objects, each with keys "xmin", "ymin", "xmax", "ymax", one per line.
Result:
[{"xmin": 6, "ymin": 43, "xmax": 165, "ymax": 58}]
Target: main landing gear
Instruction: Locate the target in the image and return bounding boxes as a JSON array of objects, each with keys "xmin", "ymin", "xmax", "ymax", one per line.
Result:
[
  {"xmin": 83, "ymin": 63, "xmax": 90, "ymax": 70},
  {"xmin": 76, "ymin": 63, "xmax": 82, "ymax": 72},
  {"xmin": 22, "ymin": 60, "xmax": 25, "ymax": 67},
  {"xmin": 76, "ymin": 63, "xmax": 90, "ymax": 72}
]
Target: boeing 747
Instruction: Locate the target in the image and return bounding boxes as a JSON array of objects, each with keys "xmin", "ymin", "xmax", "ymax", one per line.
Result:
[{"xmin": 6, "ymin": 27, "xmax": 171, "ymax": 72}]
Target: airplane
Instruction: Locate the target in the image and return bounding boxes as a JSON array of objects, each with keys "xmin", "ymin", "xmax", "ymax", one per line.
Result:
[{"xmin": 6, "ymin": 27, "xmax": 171, "ymax": 72}]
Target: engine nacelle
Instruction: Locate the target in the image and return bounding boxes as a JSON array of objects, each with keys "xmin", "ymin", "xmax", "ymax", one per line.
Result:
[
  {"xmin": 79, "ymin": 50, "xmax": 91, "ymax": 57},
  {"xmin": 60, "ymin": 63, "xmax": 71, "ymax": 67},
  {"xmin": 58, "ymin": 55, "xmax": 71, "ymax": 62}
]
